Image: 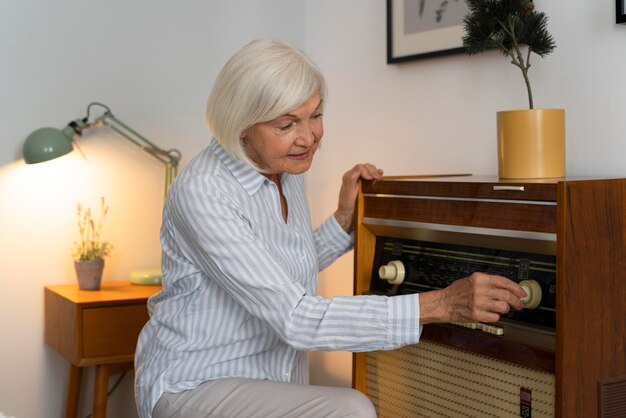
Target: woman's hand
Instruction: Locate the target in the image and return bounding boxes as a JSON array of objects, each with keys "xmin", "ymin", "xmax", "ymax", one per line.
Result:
[
  {"xmin": 334, "ymin": 163, "xmax": 383, "ymax": 233},
  {"xmin": 419, "ymin": 272, "xmax": 527, "ymax": 324}
]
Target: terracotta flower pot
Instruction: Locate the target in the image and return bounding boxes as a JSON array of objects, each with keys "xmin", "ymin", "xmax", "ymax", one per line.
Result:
[
  {"xmin": 74, "ymin": 259, "xmax": 104, "ymax": 290},
  {"xmin": 496, "ymin": 109, "xmax": 566, "ymax": 179}
]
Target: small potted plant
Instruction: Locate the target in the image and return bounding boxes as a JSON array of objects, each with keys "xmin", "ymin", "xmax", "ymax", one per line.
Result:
[
  {"xmin": 72, "ymin": 197, "xmax": 113, "ymax": 290},
  {"xmin": 463, "ymin": 0, "xmax": 564, "ymax": 179}
]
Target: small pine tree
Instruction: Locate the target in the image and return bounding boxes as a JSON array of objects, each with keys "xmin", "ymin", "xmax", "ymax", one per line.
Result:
[{"xmin": 462, "ymin": 0, "xmax": 556, "ymax": 109}]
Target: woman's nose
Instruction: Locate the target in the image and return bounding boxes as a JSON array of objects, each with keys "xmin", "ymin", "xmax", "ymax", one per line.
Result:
[{"xmin": 295, "ymin": 121, "xmax": 316, "ymax": 146}]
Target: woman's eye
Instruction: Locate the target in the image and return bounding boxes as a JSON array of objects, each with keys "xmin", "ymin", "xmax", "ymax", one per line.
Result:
[
  {"xmin": 279, "ymin": 122, "xmax": 294, "ymax": 131},
  {"xmin": 312, "ymin": 113, "xmax": 323, "ymax": 119}
]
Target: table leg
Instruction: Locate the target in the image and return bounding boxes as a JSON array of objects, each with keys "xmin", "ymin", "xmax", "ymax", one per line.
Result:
[
  {"xmin": 65, "ymin": 364, "xmax": 82, "ymax": 418},
  {"xmin": 92, "ymin": 364, "xmax": 110, "ymax": 418}
]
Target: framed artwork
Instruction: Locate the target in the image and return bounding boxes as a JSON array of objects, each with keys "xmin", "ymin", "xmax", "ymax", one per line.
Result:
[
  {"xmin": 387, "ymin": 0, "xmax": 469, "ymax": 63},
  {"xmin": 618, "ymin": 0, "xmax": 626, "ymax": 24}
]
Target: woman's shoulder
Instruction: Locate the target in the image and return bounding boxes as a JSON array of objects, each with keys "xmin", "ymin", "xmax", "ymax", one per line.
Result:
[{"xmin": 175, "ymin": 145, "xmax": 240, "ymax": 192}]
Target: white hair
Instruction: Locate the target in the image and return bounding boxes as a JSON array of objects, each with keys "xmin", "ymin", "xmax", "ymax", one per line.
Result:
[{"xmin": 206, "ymin": 39, "xmax": 327, "ymax": 168}]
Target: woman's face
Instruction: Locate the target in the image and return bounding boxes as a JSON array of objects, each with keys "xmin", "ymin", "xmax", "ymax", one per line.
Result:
[{"xmin": 243, "ymin": 91, "xmax": 323, "ymax": 178}]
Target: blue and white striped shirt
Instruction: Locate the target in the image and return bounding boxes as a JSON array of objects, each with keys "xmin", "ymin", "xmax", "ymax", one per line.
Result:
[{"xmin": 134, "ymin": 139, "xmax": 422, "ymax": 418}]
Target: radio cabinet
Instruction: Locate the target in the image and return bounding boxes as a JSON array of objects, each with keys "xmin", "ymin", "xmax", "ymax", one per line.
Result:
[{"xmin": 353, "ymin": 175, "xmax": 626, "ymax": 418}]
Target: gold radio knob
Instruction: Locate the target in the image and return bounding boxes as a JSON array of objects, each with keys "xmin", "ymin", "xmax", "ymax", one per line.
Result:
[
  {"xmin": 378, "ymin": 260, "xmax": 405, "ymax": 285},
  {"xmin": 519, "ymin": 279, "xmax": 542, "ymax": 309}
]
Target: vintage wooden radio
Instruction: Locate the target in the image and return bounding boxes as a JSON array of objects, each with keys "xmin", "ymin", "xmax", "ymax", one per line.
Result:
[{"xmin": 352, "ymin": 175, "xmax": 626, "ymax": 418}]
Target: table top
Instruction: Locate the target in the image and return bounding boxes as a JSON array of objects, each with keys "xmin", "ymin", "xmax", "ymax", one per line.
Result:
[
  {"xmin": 45, "ymin": 282, "xmax": 161, "ymax": 305},
  {"xmin": 378, "ymin": 174, "xmax": 626, "ymax": 182}
]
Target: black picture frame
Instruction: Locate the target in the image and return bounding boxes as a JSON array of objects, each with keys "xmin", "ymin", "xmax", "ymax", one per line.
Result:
[
  {"xmin": 387, "ymin": 0, "xmax": 468, "ymax": 63},
  {"xmin": 618, "ymin": 0, "xmax": 626, "ymax": 24}
]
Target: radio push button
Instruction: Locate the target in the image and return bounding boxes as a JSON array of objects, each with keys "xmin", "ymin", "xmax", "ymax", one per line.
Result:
[
  {"xmin": 378, "ymin": 260, "xmax": 406, "ymax": 285},
  {"xmin": 451, "ymin": 322, "xmax": 504, "ymax": 335},
  {"xmin": 481, "ymin": 324, "xmax": 504, "ymax": 336},
  {"xmin": 519, "ymin": 279, "xmax": 542, "ymax": 309}
]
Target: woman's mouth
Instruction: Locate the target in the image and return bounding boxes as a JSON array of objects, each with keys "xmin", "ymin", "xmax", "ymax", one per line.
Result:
[{"xmin": 288, "ymin": 151, "xmax": 310, "ymax": 160}]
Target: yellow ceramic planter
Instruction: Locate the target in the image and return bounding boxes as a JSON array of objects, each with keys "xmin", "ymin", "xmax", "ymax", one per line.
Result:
[{"xmin": 496, "ymin": 109, "xmax": 565, "ymax": 179}]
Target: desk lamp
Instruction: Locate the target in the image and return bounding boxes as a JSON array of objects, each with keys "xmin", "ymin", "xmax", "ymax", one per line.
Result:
[{"xmin": 23, "ymin": 102, "xmax": 181, "ymax": 285}]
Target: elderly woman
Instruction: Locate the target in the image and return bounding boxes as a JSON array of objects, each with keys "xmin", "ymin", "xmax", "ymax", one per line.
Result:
[{"xmin": 134, "ymin": 39, "xmax": 526, "ymax": 418}]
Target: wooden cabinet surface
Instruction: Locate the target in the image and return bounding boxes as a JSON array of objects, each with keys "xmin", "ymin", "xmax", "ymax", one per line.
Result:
[{"xmin": 45, "ymin": 282, "xmax": 161, "ymax": 418}]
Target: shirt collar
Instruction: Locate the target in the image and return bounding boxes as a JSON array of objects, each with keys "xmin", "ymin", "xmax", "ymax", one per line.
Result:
[{"xmin": 210, "ymin": 138, "xmax": 271, "ymax": 195}]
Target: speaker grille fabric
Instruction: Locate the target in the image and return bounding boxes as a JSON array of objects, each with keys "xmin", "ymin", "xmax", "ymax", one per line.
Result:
[
  {"xmin": 598, "ymin": 376, "xmax": 626, "ymax": 418},
  {"xmin": 366, "ymin": 340, "xmax": 555, "ymax": 417}
]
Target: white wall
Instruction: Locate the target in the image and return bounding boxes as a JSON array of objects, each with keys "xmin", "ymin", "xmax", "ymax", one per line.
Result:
[
  {"xmin": 1, "ymin": 1, "xmax": 625, "ymax": 417},
  {"xmin": 0, "ymin": 2, "xmax": 305, "ymax": 417}
]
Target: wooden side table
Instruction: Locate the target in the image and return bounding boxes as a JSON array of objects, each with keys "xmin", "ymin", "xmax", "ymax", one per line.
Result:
[{"xmin": 45, "ymin": 282, "xmax": 161, "ymax": 418}]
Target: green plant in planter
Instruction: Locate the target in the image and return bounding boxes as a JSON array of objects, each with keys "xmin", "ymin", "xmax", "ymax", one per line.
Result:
[
  {"xmin": 462, "ymin": 0, "xmax": 556, "ymax": 109},
  {"xmin": 72, "ymin": 197, "xmax": 113, "ymax": 261}
]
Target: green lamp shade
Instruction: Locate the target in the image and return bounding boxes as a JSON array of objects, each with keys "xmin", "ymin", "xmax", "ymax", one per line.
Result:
[{"xmin": 23, "ymin": 126, "xmax": 74, "ymax": 164}]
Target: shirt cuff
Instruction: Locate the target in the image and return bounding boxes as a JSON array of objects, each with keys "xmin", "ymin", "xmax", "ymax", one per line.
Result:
[{"xmin": 387, "ymin": 293, "xmax": 423, "ymax": 349}]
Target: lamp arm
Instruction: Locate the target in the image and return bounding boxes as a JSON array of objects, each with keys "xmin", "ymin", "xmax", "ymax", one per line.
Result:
[
  {"xmin": 82, "ymin": 102, "xmax": 181, "ymax": 200},
  {"xmin": 97, "ymin": 113, "xmax": 180, "ymax": 167}
]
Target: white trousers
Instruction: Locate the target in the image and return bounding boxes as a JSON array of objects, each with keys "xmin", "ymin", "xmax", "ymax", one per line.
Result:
[{"xmin": 152, "ymin": 377, "xmax": 377, "ymax": 418}]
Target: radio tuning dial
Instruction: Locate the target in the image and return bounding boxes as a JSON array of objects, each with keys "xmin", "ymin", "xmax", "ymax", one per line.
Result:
[
  {"xmin": 519, "ymin": 279, "xmax": 542, "ymax": 309},
  {"xmin": 378, "ymin": 260, "xmax": 405, "ymax": 285}
]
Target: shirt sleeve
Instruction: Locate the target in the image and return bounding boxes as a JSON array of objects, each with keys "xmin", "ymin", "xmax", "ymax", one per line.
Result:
[
  {"xmin": 166, "ymin": 178, "xmax": 422, "ymax": 352},
  {"xmin": 313, "ymin": 214, "xmax": 353, "ymax": 271}
]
